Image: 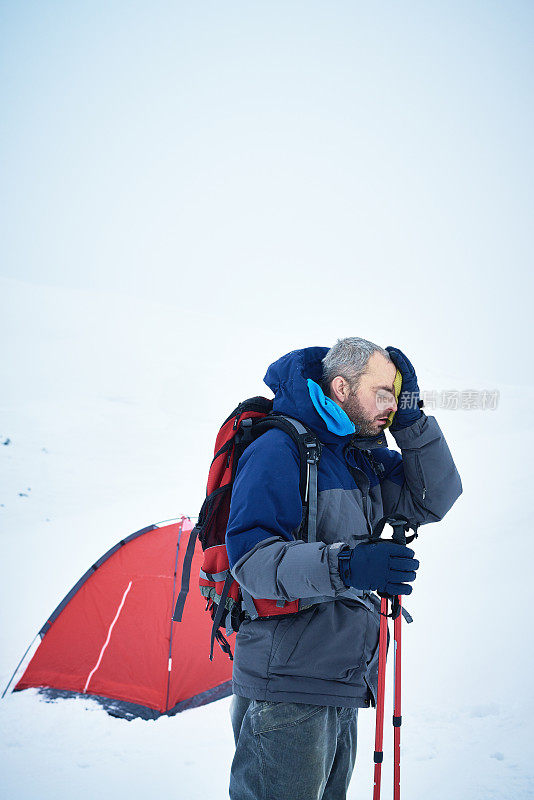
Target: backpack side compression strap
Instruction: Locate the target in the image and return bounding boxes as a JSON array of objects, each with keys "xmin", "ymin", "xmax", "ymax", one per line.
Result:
[
  {"xmin": 209, "ymin": 572, "xmax": 234, "ymax": 661},
  {"xmin": 172, "ymin": 524, "xmax": 199, "ymax": 622}
]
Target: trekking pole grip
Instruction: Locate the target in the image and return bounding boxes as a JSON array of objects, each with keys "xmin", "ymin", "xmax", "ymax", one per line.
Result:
[{"xmin": 386, "ymin": 517, "xmax": 409, "ymax": 547}]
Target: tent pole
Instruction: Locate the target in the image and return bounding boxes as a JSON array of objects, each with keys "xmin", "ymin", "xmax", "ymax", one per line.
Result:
[
  {"xmin": 1, "ymin": 633, "xmax": 40, "ymax": 699},
  {"xmin": 165, "ymin": 518, "xmax": 186, "ymax": 712}
]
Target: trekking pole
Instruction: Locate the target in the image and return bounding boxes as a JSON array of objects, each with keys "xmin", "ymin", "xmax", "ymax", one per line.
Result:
[
  {"xmin": 393, "ymin": 597, "xmax": 402, "ymax": 800},
  {"xmin": 372, "ymin": 516, "xmax": 414, "ymax": 800},
  {"xmin": 390, "ymin": 519, "xmax": 407, "ymax": 800},
  {"xmin": 373, "ymin": 594, "xmax": 389, "ymax": 800}
]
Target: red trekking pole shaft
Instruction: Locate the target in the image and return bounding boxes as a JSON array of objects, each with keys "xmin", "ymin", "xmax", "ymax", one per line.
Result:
[
  {"xmin": 371, "ymin": 515, "xmax": 414, "ymax": 800},
  {"xmin": 373, "ymin": 595, "xmax": 389, "ymax": 800},
  {"xmin": 393, "ymin": 596, "xmax": 402, "ymax": 800}
]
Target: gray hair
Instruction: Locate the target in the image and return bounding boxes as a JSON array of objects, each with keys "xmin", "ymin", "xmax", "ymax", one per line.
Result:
[{"xmin": 322, "ymin": 337, "xmax": 391, "ymax": 394}]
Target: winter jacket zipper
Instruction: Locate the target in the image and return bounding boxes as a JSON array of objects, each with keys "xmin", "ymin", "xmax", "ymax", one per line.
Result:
[{"xmin": 415, "ymin": 454, "xmax": 427, "ymax": 501}]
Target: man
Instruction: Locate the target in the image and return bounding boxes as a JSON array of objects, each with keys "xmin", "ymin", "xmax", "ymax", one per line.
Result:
[{"xmin": 226, "ymin": 338, "xmax": 462, "ymax": 800}]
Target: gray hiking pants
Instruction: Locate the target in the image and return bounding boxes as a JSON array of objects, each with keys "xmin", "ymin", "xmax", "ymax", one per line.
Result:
[{"xmin": 229, "ymin": 694, "xmax": 358, "ymax": 800}]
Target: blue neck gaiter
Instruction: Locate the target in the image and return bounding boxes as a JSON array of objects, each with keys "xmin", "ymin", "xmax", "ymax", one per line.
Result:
[{"xmin": 307, "ymin": 379, "xmax": 356, "ymax": 436}]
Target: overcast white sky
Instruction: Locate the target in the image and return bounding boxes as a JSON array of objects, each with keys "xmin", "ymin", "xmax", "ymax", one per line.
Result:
[{"xmin": 1, "ymin": 1, "xmax": 532, "ymax": 386}]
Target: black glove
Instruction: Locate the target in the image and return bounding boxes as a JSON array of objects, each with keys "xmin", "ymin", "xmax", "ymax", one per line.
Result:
[
  {"xmin": 339, "ymin": 541, "xmax": 420, "ymax": 596},
  {"xmin": 385, "ymin": 345, "xmax": 423, "ymax": 431}
]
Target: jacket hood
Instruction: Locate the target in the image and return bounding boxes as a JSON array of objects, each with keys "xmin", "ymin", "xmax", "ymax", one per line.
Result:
[{"xmin": 264, "ymin": 346, "xmax": 385, "ymax": 448}]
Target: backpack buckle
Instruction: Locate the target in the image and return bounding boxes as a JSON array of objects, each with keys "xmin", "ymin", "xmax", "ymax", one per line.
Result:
[{"xmin": 304, "ymin": 435, "xmax": 321, "ymax": 464}]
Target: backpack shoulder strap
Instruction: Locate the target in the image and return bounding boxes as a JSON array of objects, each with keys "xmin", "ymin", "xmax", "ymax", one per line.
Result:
[{"xmin": 248, "ymin": 414, "xmax": 322, "ymax": 544}]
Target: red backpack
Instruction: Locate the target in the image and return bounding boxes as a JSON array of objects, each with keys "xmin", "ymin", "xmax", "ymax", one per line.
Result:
[{"xmin": 172, "ymin": 396, "xmax": 322, "ymax": 660}]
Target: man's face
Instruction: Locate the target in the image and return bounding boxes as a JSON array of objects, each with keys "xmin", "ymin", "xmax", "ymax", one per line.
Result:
[{"xmin": 343, "ymin": 352, "xmax": 398, "ymax": 437}]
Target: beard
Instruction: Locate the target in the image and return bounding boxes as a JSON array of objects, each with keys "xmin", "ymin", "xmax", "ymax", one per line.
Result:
[{"xmin": 344, "ymin": 391, "xmax": 386, "ymax": 437}]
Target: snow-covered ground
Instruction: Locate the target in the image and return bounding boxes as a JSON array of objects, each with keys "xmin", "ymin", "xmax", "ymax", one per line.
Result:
[{"xmin": 1, "ymin": 276, "xmax": 533, "ymax": 799}]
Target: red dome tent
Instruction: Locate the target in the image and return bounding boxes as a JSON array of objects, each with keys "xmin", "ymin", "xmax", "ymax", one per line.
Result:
[{"xmin": 12, "ymin": 518, "xmax": 233, "ymax": 720}]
